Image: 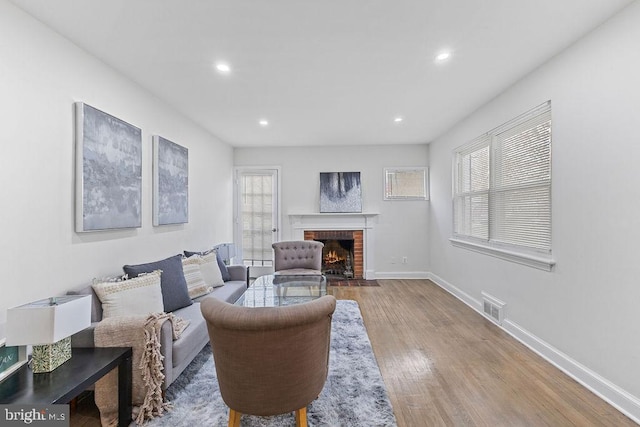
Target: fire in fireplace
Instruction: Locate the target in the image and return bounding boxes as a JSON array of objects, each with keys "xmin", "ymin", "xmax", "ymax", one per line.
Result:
[{"xmin": 320, "ymin": 239, "xmax": 354, "ymax": 279}]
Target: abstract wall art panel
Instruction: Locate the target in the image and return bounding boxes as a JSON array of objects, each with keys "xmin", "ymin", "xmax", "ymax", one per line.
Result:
[
  {"xmin": 153, "ymin": 135, "xmax": 188, "ymax": 226},
  {"xmin": 75, "ymin": 103, "xmax": 142, "ymax": 232},
  {"xmin": 319, "ymin": 172, "xmax": 362, "ymax": 213}
]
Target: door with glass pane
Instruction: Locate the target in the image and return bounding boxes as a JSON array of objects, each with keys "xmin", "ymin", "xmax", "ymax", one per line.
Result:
[{"xmin": 235, "ymin": 168, "xmax": 279, "ymax": 275}]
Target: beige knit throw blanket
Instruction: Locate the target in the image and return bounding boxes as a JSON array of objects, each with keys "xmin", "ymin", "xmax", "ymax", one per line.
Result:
[{"xmin": 94, "ymin": 312, "xmax": 190, "ymax": 426}]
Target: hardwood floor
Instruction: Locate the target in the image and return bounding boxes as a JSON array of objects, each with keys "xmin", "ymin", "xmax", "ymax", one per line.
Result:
[
  {"xmin": 71, "ymin": 279, "xmax": 636, "ymax": 426},
  {"xmin": 329, "ymin": 279, "xmax": 636, "ymax": 426}
]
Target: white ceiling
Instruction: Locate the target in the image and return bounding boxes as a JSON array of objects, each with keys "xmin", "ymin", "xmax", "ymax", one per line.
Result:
[{"xmin": 9, "ymin": 0, "xmax": 634, "ymax": 147}]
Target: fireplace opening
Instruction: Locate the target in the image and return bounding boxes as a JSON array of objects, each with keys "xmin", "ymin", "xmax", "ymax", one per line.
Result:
[
  {"xmin": 304, "ymin": 230, "xmax": 363, "ymax": 279},
  {"xmin": 317, "ymin": 239, "xmax": 354, "ymax": 279}
]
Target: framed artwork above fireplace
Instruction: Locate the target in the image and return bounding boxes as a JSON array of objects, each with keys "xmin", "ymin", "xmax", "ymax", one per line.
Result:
[{"xmin": 319, "ymin": 172, "xmax": 362, "ymax": 213}]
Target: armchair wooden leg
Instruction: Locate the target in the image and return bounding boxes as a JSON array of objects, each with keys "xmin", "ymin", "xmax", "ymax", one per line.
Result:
[
  {"xmin": 228, "ymin": 408, "xmax": 241, "ymax": 427},
  {"xmin": 295, "ymin": 407, "xmax": 308, "ymax": 427}
]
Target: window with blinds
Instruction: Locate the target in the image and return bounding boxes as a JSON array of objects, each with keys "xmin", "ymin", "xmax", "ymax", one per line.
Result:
[{"xmin": 453, "ymin": 101, "xmax": 552, "ymax": 266}]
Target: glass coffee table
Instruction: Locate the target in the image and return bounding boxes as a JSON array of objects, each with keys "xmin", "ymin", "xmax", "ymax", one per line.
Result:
[{"xmin": 235, "ymin": 274, "xmax": 327, "ymax": 307}]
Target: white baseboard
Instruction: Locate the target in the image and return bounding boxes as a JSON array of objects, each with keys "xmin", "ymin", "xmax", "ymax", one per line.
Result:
[
  {"xmin": 426, "ymin": 272, "xmax": 482, "ymax": 310},
  {"xmin": 374, "ymin": 271, "xmax": 429, "ymax": 280},
  {"xmin": 502, "ymin": 320, "xmax": 640, "ymax": 424},
  {"xmin": 426, "ymin": 272, "xmax": 640, "ymax": 425}
]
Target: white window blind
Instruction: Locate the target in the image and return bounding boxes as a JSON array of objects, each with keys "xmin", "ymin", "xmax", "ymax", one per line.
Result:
[
  {"xmin": 453, "ymin": 101, "xmax": 552, "ymax": 263},
  {"xmin": 454, "ymin": 136, "xmax": 490, "ymax": 240}
]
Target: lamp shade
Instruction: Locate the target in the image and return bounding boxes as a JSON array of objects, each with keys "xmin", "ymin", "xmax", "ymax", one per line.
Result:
[{"xmin": 5, "ymin": 295, "xmax": 91, "ymax": 346}]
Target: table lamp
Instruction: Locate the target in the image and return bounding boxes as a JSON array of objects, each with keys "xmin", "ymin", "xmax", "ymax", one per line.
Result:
[{"xmin": 5, "ymin": 295, "xmax": 91, "ymax": 373}]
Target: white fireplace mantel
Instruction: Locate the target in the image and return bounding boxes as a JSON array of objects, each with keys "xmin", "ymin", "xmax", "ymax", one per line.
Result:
[
  {"xmin": 288, "ymin": 212, "xmax": 379, "ymax": 279},
  {"xmin": 288, "ymin": 212, "xmax": 379, "ymax": 230}
]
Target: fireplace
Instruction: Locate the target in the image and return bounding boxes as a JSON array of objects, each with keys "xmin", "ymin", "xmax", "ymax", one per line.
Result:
[
  {"xmin": 291, "ymin": 212, "xmax": 377, "ymax": 279},
  {"xmin": 304, "ymin": 230, "xmax": 363, "ymax": 279}
]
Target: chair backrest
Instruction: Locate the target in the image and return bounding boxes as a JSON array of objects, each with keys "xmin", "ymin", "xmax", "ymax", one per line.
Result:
[
  {"xmin": 200, "ymin": 295, "xmax": 336, "ymax": 416},
  {"xmin": 272, "ymin": 240, "xmax": 324, "ymax": 272}
]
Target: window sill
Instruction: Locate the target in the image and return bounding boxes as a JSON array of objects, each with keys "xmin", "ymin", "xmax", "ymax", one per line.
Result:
[{"xmin": 449, "ymin": 238, "xmax": 556, "ymax": 271}]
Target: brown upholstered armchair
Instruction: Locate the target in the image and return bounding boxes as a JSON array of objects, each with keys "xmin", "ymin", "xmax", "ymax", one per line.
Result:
[
  {"xmin": 272, "ymin": 240, "xmax": 324, "ymax": 275},
  {"xmin": 200, "ymin": 295, "xmax": 336, "ymax": 427}
]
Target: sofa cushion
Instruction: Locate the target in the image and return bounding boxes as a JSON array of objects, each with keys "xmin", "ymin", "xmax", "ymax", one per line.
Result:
[
  {"xmin": 123, "ymin": 254, "xmax": 192, "ymax": 312},
  {"xmin": 184, "ymin": 252, "xmax": 225, "ymax": 287},
  {"xmin": 171, "ymin": 303, "xmax": 209, "ymax": 369},
  {"xmin": 216, "ymin": 252, "xmax": 231, "ymax": 282},
  {"xmin": 92, "ymin": 271, "xmax": 164, "ymax": 318},
  {"xmin": 198, "ymin": 281, "xmax": 246, "ymax": 304},
  {"xmin": 185, "ymin": 249, "xmax": 230, "ymax": 282},
  {"xmin": 182, "ymin": 251, "xmax": 224, "ymax": 288},
  {"xmin": 198, "ymin": 253, "xmax": 225, "ymax": 287},
  {"xmin": 181, "ymin": 257, "xmax": 214, "ymax": 298}
]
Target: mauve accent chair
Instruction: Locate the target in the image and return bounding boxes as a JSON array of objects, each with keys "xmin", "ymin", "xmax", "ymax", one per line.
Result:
[
  {"xmin": 200, "ymin": 295, "xmax": 336, "ymax": 427},
  {"xmin": 272, "ymin": 240, "xmax": 324, "ymax": 275}
]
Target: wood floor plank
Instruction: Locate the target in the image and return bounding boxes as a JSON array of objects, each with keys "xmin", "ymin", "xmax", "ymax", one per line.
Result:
[{"xmin": 328, "ymin": 279, "xmax": 636, "ymax": 427}]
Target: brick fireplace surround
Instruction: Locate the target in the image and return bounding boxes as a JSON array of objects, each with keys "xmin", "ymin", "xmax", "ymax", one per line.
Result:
[{"xmin": 303, "ymin": 230, "xmax": 364, "ymax": 279}]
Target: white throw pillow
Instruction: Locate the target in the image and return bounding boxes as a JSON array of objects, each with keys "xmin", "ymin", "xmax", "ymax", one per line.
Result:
[
  {"xmin": 200, "ymin": 252, "xmax": 225, "ymax": 287},
  {"xmin": 181, "ymin": 258, "xmax": 214, "ymax": 298},
  {"xmin": 184, "ymin": 253, "xmax": 224, "ymax": 287},
  {"xmin": 92, "ymin": 270, "xmax": 164, "ymax": 318}
]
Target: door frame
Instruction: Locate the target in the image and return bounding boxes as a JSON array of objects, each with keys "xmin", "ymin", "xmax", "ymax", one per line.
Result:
[{"xmin": 233, "ymin": 166, "xmax": 282, "ymax": 267}]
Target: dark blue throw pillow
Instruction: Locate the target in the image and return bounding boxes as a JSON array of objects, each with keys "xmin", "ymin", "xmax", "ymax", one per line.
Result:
[
  {"xmin": 123, "ymin": 254, "xmax": 192, "ymax": 312},
  {"xmin": 184, "ymin": 249, "xmax": 231, "ymax": 282}
]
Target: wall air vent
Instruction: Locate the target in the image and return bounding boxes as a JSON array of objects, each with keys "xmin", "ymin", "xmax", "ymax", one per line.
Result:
[{"xmin": 481, "ymin": 292, "xmax": 506, "ymax": 325}]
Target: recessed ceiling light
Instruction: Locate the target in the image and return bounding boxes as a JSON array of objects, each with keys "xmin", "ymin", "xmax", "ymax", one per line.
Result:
[
  {"xmin": 394, "ymin": 117, "xmax": 403, "ymax": 123},
  {"xmin": 435, "ymin": 51, "xmax": 452, "ymax": 63},
  {"xmin": 259, "ymin": 119, "xmax": 269, "ymax": 127},
  {"xmin": 215, "ymin": 62, "xmax": 231, "ymax": 74}
]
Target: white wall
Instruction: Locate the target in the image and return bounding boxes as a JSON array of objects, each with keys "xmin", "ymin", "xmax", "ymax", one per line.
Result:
[
  {"xmin": 429, "ymin": 2, "xmax": 640, "ymax": 420},
  {"xmin": 234, "ymin": 144, "xmax": 429, "ymax": 277},
  {"xmin": 0, "ymin": 1, "xmax": 234, "ymax": 327}
]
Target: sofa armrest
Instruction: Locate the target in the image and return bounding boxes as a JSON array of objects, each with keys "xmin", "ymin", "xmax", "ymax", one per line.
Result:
[{"xmin": 226, "ymin": 265, "xmax": 249, "ymax": 286}]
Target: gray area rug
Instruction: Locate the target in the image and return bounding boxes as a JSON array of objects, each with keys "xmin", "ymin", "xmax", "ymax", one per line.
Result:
[{"xmin": 148, "ymin": 299, "xmax": 397, "ymax": 426}]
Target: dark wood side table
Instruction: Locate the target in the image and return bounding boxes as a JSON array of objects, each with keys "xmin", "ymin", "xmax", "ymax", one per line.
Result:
[{"xmin": 0, "ymin": 347, "xmax": 132, "ymax": 427}]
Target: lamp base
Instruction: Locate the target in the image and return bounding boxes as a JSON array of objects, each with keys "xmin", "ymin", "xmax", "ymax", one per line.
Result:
[{"xmin": 31, "ymin": 337, "xmax": 72, "ymax": 373}]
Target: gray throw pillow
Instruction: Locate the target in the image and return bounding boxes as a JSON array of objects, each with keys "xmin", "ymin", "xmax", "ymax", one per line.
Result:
[{"xmin": 123, "ymin": 254, "xmax": 192, "ymax": 312}]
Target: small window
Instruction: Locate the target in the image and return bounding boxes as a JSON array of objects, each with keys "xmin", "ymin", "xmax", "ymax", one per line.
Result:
[{"xmin": 384, "ymin": 167, "xmax": 429, "ymax": 200}]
